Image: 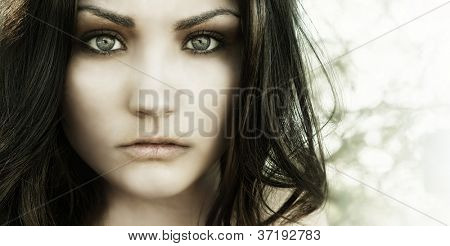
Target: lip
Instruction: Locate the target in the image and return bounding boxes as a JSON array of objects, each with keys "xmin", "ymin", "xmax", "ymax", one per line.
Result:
[{"xmin": 119, "ymin": 137, "xmax": 190, "ymax": 160}]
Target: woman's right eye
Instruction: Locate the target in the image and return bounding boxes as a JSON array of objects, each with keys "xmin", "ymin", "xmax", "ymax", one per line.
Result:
[{"xmin": 81, "ymin": 32, "xmax": 126, "ymax": 54}]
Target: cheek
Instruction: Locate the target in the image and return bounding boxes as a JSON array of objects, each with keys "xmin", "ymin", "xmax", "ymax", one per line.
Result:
[
  {"xmin": 177, "ymin": 51, "xmax": 242, "ymax": 90},
  {"xmin": 176, "ymin": 52, "xmax": 241, "ymax": 133},
  {"xmin": 174, "ymin": 55, "xmax": 238, "ymax": 133},
  {"xmin": 177, "ymin": 61, "xmax": 238, "ymax": 169},
  {"xmin": 62, "ymin": 57, "xmax": 131, "ymax": 167}
]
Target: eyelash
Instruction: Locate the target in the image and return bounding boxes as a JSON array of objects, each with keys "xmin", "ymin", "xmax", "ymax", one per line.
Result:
[
  {"xmin": 79, "ymin": 30, "xmax": 126, "ymax": 56},
  {"xmin": 78, "ymin": 29, "xmax": 226, "ymax": 56},
  {"xmin": 182, "ymin": 30, "xmax": 225, "ymax": 55}
]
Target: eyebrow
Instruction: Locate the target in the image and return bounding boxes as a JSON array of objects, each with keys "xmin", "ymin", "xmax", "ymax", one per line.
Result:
[
  {"xmin": 78, "ymin": 5, "xmax": 135, "ymax": 28},
  {"xmin": 76, "ymin": 5, "xmax": 239, "ymax": 30},
  {"xmin": 174, "ymin": 8, "xmax": 240, "ymax": 30}
]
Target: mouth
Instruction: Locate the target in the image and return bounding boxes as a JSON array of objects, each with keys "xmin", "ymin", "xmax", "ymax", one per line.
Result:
[{"xmin": 118, "ymin": 138, "xmax": 190, "ymax": 160}]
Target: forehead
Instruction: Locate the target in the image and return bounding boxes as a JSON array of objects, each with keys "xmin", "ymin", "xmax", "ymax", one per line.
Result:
[{"xmin": 78, "ymin": 0, "xmax": 239, "ymax": 20}]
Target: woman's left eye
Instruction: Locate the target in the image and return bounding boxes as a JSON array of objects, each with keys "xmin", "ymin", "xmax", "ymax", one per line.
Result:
[
  {"xmin": 183, "ymin": 33, "xmax": 223, "ymax": 54},
  {"xmin": 84, "ymin": 34, "xmax": 125, "ymax": 54}
]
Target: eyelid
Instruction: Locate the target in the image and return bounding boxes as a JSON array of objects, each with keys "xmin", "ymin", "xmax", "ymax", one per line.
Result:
[
  {"xmin": 182, "ymin": 30, "xmax": 226, "ymax": 54},
  {"xmin": 79, "ymin": 29, "xmax": 127, "ymax": 54},
  {"xmin": 182, "ymin": 30, "xmax": 225, "ymax": 46}
]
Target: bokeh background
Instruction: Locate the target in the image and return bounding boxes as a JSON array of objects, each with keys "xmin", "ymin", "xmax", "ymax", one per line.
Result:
[{"xmin": 303, "ymin": 0, "xmax": 450, "ymax": 225}]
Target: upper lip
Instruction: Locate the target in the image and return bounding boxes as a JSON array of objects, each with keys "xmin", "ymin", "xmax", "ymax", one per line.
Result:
[{"xmin": 119, "ymin": 137, "xmax": 190, "ymax": 147}]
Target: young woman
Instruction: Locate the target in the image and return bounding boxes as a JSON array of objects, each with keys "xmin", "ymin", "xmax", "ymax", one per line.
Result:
[{"xmin": 0, "ymin": 0, "xmax": 330, "ymax": 225}]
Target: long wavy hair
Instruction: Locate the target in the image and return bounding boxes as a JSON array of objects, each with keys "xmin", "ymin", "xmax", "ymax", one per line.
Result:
[{"xmin": 0, "ymin": 0, "xmax": 331, "ymax": 225}]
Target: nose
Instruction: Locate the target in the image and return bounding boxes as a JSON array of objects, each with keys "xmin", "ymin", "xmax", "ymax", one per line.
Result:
[
  {"xmin": 127, "ymin": 38, "xmax": 179, "ymax": 119},
  {"xmin": 130, "ymin": 84, "xmax": 177, "ymax": 118}
]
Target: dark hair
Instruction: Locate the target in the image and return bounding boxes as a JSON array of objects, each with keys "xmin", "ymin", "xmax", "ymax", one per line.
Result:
[{"xmin": 0, "ymin": 0, "xmax": 329, "ymax": 225}]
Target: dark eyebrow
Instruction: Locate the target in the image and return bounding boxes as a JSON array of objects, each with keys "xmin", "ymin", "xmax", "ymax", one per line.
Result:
[
  {"xmin": 174, "ymin": 8, "xmax": 240, "ymax": 31},
  {"xmin": 77, "ymin": 5, "xmax": 135, "ymax": 28}
]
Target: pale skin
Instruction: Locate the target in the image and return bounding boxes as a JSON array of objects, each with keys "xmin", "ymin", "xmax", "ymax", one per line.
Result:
[{"xmin": 63, "ymin": 0, "xmax": 327, "ymax": 226}]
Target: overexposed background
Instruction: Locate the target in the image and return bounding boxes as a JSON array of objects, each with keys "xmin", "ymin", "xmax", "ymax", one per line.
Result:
[{"xmin": 303, "ymin": 0, "xmax": 450, "ymax": 225}]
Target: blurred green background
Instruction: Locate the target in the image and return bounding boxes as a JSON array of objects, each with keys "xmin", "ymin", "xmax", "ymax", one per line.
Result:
[{"xmin": 304, "ymin": 0, "xmax": 450, "ymax": 225}]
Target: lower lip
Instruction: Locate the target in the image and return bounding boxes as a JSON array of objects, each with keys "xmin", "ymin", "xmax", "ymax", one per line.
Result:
[{"xmin": 121, "ymin": 144, "xmax": 190, "ymax": 160}]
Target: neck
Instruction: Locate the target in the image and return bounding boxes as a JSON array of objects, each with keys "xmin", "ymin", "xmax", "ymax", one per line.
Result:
[{"xmin": 94, "ymin": 163, "xmax": 220, "ymax": 226}]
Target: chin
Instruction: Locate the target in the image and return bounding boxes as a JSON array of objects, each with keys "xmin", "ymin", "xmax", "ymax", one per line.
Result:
[{"xmin": 106, "ymin": 164, "xmax": 195, "ymax": 199}]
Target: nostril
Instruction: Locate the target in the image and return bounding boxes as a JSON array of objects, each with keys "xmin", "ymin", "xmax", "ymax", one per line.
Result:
[
  {"xmin": 137, "ymin": 110, "xmax": 155, "ymax": 118},
  {"xmin": 137, "ymin": 108, "xmax": 174, "ymax": 118},
  {"xmin": 131, "ymin": 89, "xmax": 178, "ymax": 118}
]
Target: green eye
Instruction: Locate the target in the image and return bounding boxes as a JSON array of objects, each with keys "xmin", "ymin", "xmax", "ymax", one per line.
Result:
[
  {"xmin": 183, "ymin": 32, "xmax": 224, "ymax": 54},
  {"xmin": 87, "ymin": 35, "xmax": 124, "ymax": 52},
  {"xmin": 82, "ymin": 31, "xmax": 126, "ymax": 54}
]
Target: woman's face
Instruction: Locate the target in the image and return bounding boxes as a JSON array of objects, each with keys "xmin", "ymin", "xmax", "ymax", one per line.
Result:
[{"xmin": 63, "ymin": 0, "xmax": 241, "ymax": 198}]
